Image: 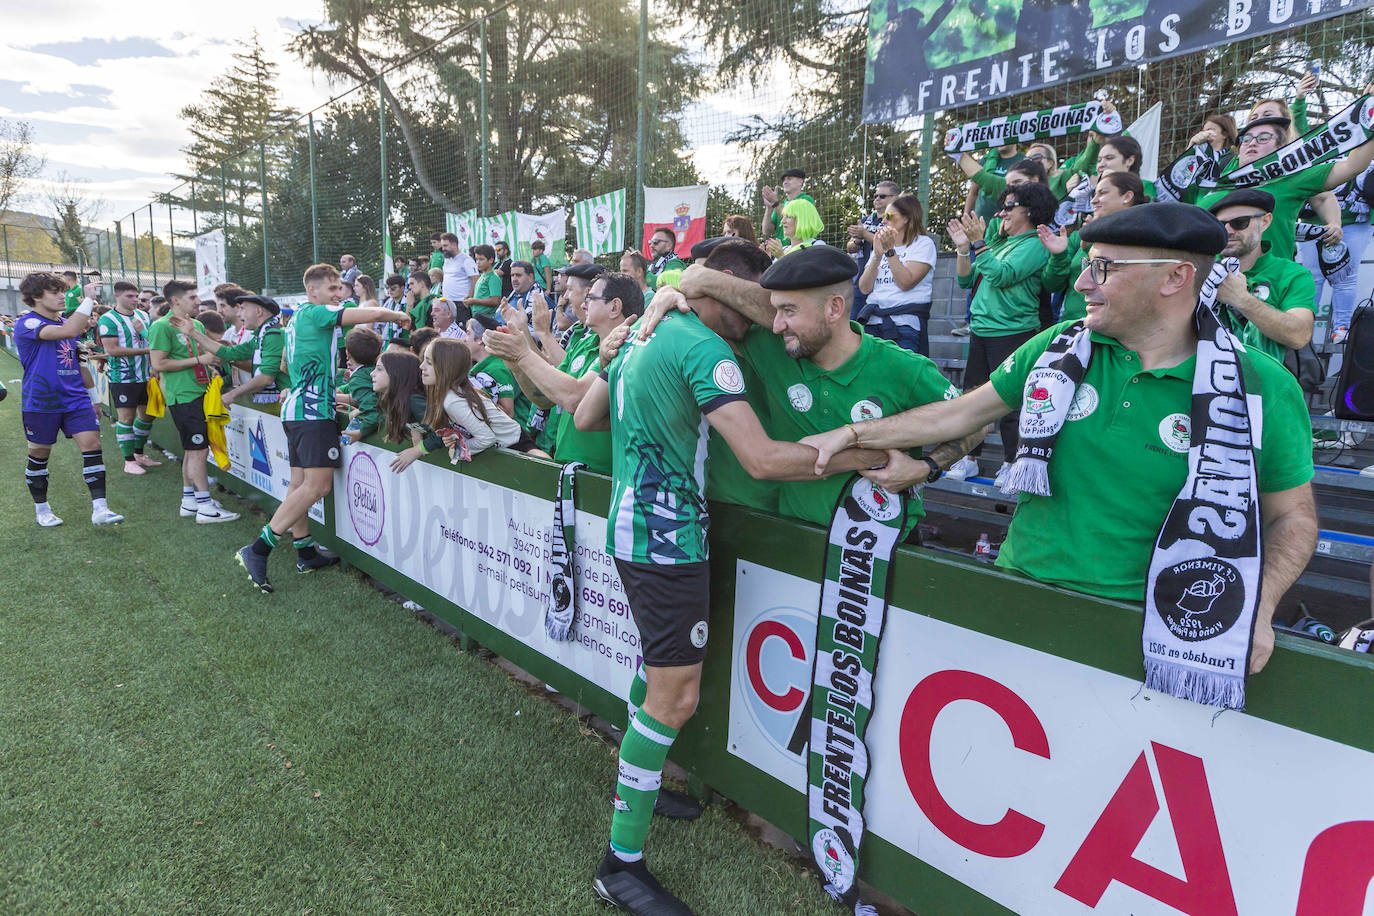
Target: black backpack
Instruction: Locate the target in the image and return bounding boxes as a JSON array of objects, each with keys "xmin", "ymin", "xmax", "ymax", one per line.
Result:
[{"xmin": 1332, "ymin": 301, "xmax": 1374, "ymax": 419}]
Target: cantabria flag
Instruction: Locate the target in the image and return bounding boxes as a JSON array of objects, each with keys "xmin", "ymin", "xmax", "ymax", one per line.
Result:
[
  {"xmin": 473, "ymin": 211, "xmax": 518, "ymax": 251},
  {"xmin": 642, "ymin": 184, "xmax": 707, "ymax": 253},
  {"xmin": 573, "ymin": 189, "xmax": 625, "ymax": 257},
  {"xmin": 445, "ymin": 209, "xmax": 477, "ymax": 253},
  {"xmin": 516, "ymin": 210, "xmax": 567, "ymax": 266}
]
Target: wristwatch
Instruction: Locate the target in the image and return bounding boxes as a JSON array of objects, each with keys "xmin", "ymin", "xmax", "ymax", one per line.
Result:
[
  {"xmin": 970, "ymin": 239, "xmax": 988, "ymax": 253},
  {"xmin": 884, "ymin": 249, "xmax": 900, "ymax": 258},
  {"xmin": 921, "ymin": 456, "xmax": 943, "ymax": 482}
]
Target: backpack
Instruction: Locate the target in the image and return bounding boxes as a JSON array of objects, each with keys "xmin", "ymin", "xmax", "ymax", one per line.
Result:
[{"xmin": 1332, "ymin": 301, "xmax": 1374, "ymax": 419}]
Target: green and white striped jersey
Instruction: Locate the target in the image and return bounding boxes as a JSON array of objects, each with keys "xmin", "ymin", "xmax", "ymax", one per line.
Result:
[
  {"xmin": 280, "ymin": 303, "xmax": 346, "ymax": 422},
  {"xmin": 97, "ymin": 308, "xmax": 151, "ymax": 383}
]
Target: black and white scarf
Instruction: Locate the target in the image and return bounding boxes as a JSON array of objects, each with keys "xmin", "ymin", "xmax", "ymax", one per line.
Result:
[
  {"xmin": 807, "ymin": 477, "xmax": 907, "ymax": 916},
  {"xmin": 544, "ymin": 461, "xmax": 584, "ymax": 641},
  {"xmin": 1003, "ymin": 262, "xmax": 1263, "ymax": 709},
  {"xmin": 943, "ymin": 99, "xmax": 1122, "ymax": 156},
  {"xmin": 1295, "ymin": 222, "xmax": 1352, "ymax": 280}
]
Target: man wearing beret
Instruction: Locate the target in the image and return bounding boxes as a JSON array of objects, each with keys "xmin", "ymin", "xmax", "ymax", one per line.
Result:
[
  {"xmin": 761, "ymin": 167, "xmax": 816, "ymax": 243},
  {"xmin": 1209, "ymin": 189, "xmax": 1316, "ymax": 362},
  {"xmin": 572, "ymin": 249, "xmax": 893, "ymax": 916},
  {"xmin": 174, "ymin": 294, "xmax": 289, "ymax": 407},
  {"xmin": 802, "ymin": 203, "xmax": 1318, "ymax": 676},
  {"xmin": 636, "ymin": 241, "xmax": 982, "ymax": 530}
]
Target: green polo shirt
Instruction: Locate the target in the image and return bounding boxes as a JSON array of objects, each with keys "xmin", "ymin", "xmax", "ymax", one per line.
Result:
[
  {"xmin": 472, "ymin": 271, "xmax": 502, "ymax": 318},
  {"xmin": 1042, "ymin": 230, "xmax": 1089, "ymax": 322},
  {"xmin": 531, "ymin": 253, "xmax": 552, "ymax": 288},
  {"xmin": 1223, "ymin": 250, "xmax": 1316, "ymax": 362},
  {"xmin": 429, "ymin": 250, "xmax": 445, "ymax": 270},
  {"xmin": 990, "ymin": 321, "xmax": 1314, "ymax": 601},
  {"xmin": 704, "ymin": 340, "xmax": 778, "ymax": 515},
  {"xmin": 1194, "ymin": 159, "xmax": 1334, "ymax": 262},
  {"xmin": 735, "ymin": 323, "xmax": 960, "ymax": 529},
  {"xmin": 958, "ymin": 230, "xmax": 1047, "ymax": 336},
  {"xmin": 410, "ymin": 293, "xmax": 435, "ymax": 330},
  {"xmin": 551, "ymin": 329, "xmax": 611, "ymax": 473},
  {"xmin": 472, "ymin": 353, "xmax": 536, "ymax": 431},
  {"xmin": 770, "ymin": 191, "xmax": 817, "ymax": 241},
  {"xmin": 215, "ymin": 324, "xmax": 288, "ymax": 390},
  {"xmin": 147, "ymin": 316, "xmax": 210, "ymax": 407}
]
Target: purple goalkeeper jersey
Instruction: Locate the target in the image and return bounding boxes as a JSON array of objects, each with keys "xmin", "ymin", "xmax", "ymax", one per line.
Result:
[{"xmin": 14, "ymin": 310, "xmax": 89, "ymax": 412}]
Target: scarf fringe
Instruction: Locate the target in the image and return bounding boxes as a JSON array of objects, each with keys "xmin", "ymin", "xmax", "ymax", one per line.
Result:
[
  {"xmin": 1001, "ymin": 456, "xmax": 1052, "ymax": 497},
  {"xmin": 545, "ymin": 609, "xmax": 573, "ymax": 642},
  {"xmin": 1143, "ymin": 659, "xmax": 1246, "ymax": 711}
]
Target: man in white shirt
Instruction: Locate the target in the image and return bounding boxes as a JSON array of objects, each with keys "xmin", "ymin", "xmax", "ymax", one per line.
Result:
[{"xmin": 439, "ymin": 232, "xmax": 479, "ymax": 302}]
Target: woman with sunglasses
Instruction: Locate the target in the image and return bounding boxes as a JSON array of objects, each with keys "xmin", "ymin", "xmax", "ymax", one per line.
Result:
[
  {"xmin": 856, "ymin": 194, "xmax": 937, "ymax": 355},
  {"xmin": 1191, "ymin": 94, "xmax": 1374, "ymax": 263},
  {"xmin": 1038, "ymin": 171, "xmax": 1147, "ymax": 323}
]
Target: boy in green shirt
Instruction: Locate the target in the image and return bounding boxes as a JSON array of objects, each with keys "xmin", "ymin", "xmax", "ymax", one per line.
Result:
[
  {"xmin": 148, "ymin": 279, "xmax": 240, "ymax": 524},
  {"xmin": 530, "ymin": 240, "xmax": 552, "ymax": 290},
  {"xmin": 464, "ymin": 244, "xmax": 503, "ymax": 319},
  {"xmin": 407, "ymin": 271, "xmax": 436, "ymax": 329},
  {"xmin": 341, "ymin": 326, "xmax": 383, "ymax": 442}
]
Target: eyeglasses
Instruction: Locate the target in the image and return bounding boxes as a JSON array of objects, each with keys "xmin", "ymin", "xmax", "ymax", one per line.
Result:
[
  {"xmin": 583, "ymin": 294, "xmax": 610, "ymax": 302},
  {"xmin": 1027, "ymin": 153, "xmax": 1049, "ymax": 161},
  {"xmin": 873, "ymin": 191, "xmax": 894, "ymax": 199},
  {"xmin": 1240, "ymin": 131, "xmax": 1278, "ymax": 145},
  {"xmin": 1219, "ymin": 214, "xmax": 1261, "ymax": 231},
  {"xmin": 1083, "ymin": 257, "xmax": 1184, "ymax": 284}
]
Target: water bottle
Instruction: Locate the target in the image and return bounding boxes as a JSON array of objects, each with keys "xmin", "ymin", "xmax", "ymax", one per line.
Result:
[
  {"xmin": 1290, "ymin": 614, "xmax": 1337, "ymax": 643},
  {"xmin": 974, "ymin": 533, "xmax": 992, "ymax": 557}
]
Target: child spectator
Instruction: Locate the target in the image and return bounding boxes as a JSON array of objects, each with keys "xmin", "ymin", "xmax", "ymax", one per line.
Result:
[
  {"xmin": 421, "ymin": 338, "xmax": 528, "ymax": 456},
  {"xmin": 341, "ymin": 326, "xmax": 383, "ymax": 443},
  {"xmin": 371, "ymin": 349, "xmax": 438, "ymax": 473}
]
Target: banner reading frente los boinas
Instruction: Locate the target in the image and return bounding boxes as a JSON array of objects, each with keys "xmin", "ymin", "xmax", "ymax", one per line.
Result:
[
  {"xmin": 642, "ymin": 184, "xmax": 708, "ymax": 255},
  {"xmin": 862, "ymin": 0, "xmax": 1374, "ymax": 122}
]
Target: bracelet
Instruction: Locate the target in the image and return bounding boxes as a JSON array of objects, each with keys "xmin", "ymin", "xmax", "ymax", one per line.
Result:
[
  {"xmin": 956, "ymin": 248, "xmax": 971, "ymax": 257},
  {"xmin": 845, "ymin": 423, "xmax": 862, "ymax": 448},
  {"xmin": 417, "ymin": 442, "xmax": 430, "ymax": 456}
]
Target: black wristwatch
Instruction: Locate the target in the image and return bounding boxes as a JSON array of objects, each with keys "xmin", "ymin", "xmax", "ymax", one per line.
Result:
[
  {"xmin": 884, "ymin": 249, "xmax": 900, "ymax": 258},
  {"xmin": 922, "ymin": 456, "xmax": 943, "ymax": 482},
  {"xmin": 970, "ymin": 239, "xmax": 988, "ymax": 252}
]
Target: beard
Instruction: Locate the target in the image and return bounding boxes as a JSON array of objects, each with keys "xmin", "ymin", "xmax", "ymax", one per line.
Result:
[{"xmin": 782, "ymin": 325, "xmax": 828, "ymax": 360}]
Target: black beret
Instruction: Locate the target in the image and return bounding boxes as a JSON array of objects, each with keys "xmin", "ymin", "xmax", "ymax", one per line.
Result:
[
  {"xmin": 233, "ymin": 293, "xmax": 280, "ymax": 315},
  {"xmin": 560, "ymin": 262, "xmax": 606, "ymax": 280},
  {"xmin": 780, "ymin": 168, "xmax": 807, "ymax": 180},
  {"xmin": 1207, "ymin": 189, "xmax": 1276, "ymax": 215},
  {"xmin": 1239, "ymin": 115, "xmax": 1290, "ymax": 137},
  {"xmin": 690, "ymin": 236, "xmax": 730, "ymax": 260},
  {"xmin": 1079, "ymin": 203, "xmax": 1228, "ymax": 257},
  {"xmin": 758, "ymin": 244, "xmax": 858, "ymax": 290}
]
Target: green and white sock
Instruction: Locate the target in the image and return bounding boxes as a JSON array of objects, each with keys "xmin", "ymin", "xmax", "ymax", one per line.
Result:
[
  {"xmin": 132, "ymin": 416, "xmax": 153, "ymax": 454},
  {"xmin": 115, "ymin": 421, "xmax": 136, "ymax": 461},
  {"xmin": 293, "ymin": 535, "xmax": 318, "ymax": 559},
  {"xmin": 626, "ymin": 663, "xmax": 648, "ymax": 726},
  {"xmin": 609, "ymin": 709, "xmax": 677, "ymax": 861}
]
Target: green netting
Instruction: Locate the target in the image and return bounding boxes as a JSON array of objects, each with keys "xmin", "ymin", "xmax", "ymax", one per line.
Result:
[{"xmin": 94, "ymin": 2, "xmax": 1374, "ymax": 287}]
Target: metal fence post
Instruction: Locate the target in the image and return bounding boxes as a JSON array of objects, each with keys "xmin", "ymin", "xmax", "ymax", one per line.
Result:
[
  {"xmin": 634, "ymin": 0, "xmax": 647, "ymax": 235},
  {"xmin": 259, "ymin": 143, "xmax": 270, "ymax": 291},
  {"xmin": 379, "ymin": 77, "xmax": 391, "ymax": 276},
  {"xmin": 308, "ymin": 113, "xmax": 320, "ymax": 264},
  {"xmin": 191, "ymin": 178, "xmax": 199, "ymax": 236},
  {"xmin": 168, "ymin": 200, "xmax": 176, "ymax": 279},
  {"xmin": 2, "ymin": 224, "xmax": 10, "ymax": 282},
  {"xmin": 479, "ymin": 17, "xmax": 489, "ymax": 217},
  {"xmin": 917, "ymin": 116, "xmax": 934, "ymax": 219},
  {"xmin": 115, "ymin": 220, "xmax": 126, "ymax": 276},
  {"xmin": 149, "ymin": 203, "xmax": 158, "ymax": 289},
  {"xmin": 132, "ymin": 209, "xmax": 141, "ymax": 284}
]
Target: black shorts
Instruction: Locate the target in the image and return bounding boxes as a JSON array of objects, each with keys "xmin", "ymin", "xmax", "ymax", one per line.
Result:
[
  {"xmin": 284, "ymin": 419, "xmax": 342, "ymax": 469},
  {"xmin": 109, "ymin": 382, "xmax": 149, "ymax": 409},
  {"xmin": 168, "ymin": 398, "xmax": 209, "ymax": 451},
  {"xmin": 614, "ymin": 559, "xmax": 711, "ymax": 667}
]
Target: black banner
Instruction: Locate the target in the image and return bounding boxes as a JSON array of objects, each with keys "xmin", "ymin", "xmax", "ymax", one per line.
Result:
[{"xmin": 862, "ymin": 0, "xmax": 1374, "ymax": 123}]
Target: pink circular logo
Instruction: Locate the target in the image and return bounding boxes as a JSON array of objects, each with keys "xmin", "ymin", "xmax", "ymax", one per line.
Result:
[{"xmin": 346, "ymin": 452, "xmax": 384, "ymax": 546}]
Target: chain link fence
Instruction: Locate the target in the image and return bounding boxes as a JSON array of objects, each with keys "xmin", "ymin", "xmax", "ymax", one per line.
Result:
[{"xmin": 90, "ymin": 1, "xmax": 1374, "ymax": 295}]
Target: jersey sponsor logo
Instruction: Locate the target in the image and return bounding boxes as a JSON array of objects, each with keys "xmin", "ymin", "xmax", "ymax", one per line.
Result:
[
  {"xmin": 1251, "ymin": 283, "xmax": 1271, "ymax": 301},
  {"xmin": 690, "ymin": 620, "xmax": 709, "ymax": 649},
  {"xmin": 813, "ymin": 828, "xmax": 856, "ymax": 889},
  {"xmin": 850, "ymin": 398, "xmax": 883, "ymax": 422},
  {"xmin": 1154, "ymin": 558, "xmax": 1246, "ymax": 643},
  {"xmin": 852, "ymin": 478, "xmax": 901, "ymax": 522},
  {"xmin": 1159, "ymin": 412, "xmax": 1191, "ymax": 453},
  {"xmin": 1066, "ymin": 383, "xmax": 1098, "ymax": 421},
  {"xmin": 787, "ymin": 383, "xmax": 813, "ymax": 412},
  {"xmin": 713, "ymin": 360, "xmax": 746, "ymax": 394}
]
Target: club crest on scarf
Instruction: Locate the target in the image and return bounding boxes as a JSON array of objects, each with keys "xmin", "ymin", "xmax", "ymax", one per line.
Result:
[{"xmin": 1154, "ymin": 558, "xmax": 1246, "ymax": 644}]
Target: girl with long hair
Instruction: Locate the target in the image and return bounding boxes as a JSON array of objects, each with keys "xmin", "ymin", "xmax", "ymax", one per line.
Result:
[
  {"xmin": 420, "ymin": 338, "xmax": 528, "ymax": 455},
  {"xmin": 371, "ymin": 349, "xmax": 439, "ymax": 472}
]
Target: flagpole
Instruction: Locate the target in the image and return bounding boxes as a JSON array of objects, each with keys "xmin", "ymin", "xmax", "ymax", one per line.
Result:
[{"xmin": 634, "ymin": 0, "xmax": 647, "ymax": 244}]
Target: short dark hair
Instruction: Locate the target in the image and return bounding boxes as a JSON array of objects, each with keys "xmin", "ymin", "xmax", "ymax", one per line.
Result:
[
  {"xmin": 1100, "ymin": 171, "xmax": 1148, "ymax": 206},
  {"xmin": 409, "ymin": 326, "xmax": 439, "ymax": 355},
  {"xmin": 408, "ymin": 271, "xmax": 432, "ymax": 290},
  {"xmin": 473, "ymin": 244, "xmax": 495, "ymax": 261},
  {"xmin": 652, "ymin": 227, "xmax": 675, "ymax": 244},
  {"xmin": 1008, "ymin": 158, "xmax": 1047, "ymax": 184},
  {"xmin": 197, "ymin": 310, "xmax": 225, "ymax": 335},
  {"xmin": 163, "ymin": 279, "xmax": 196, "ymax": 300},
  {"xmin": 511, "ymin": 260, "xmax": 534, "ymax": 277},
  {"xmin": 702, "ymin": 240, "xmax": 772, "ymax": 281},
  {"xmin": 531, "ymin": 240, "xmax": 545, "ymax": 251},
  {"xmin": 155, "ymin": 302, "xmax": 172, "ymax": 317},
  {"xmin": 1102, "ymin": 135, "xmax": 1143, "ymax": 173},
  {"xmin": 430, "ymin": 231, "xmax": 442, "ymax": 241},
  {"xmin": 495, "ymin": 240, "xmax": 510, "ymax": 251},
  {"xmin": 999, "ymin": 181, "xmax": 1058, "ymax": 227},
  {"xmin": 346, "ymin": 326, "xmax": 383, "ymax": 366},
  {"xmin": 385, "ymin": 273, "xmax": 407, "ymax": 289},
  {"xmin": 112, "ymin": 280, "xmax": 138, "ymax": 294},
  {"xmin": 599, "ymin": 271, "xmax": 645, "ymax": 320},
  {"xmin": 60, "ymin": 270, "xmax": 78, "ymax": 280},
  {"xmin": 440, "ymin": 232, "xmax": 459, "ymax": 245},
  {"xmin": 619, "ymin": 252, "xmax": 648, "ymax": 276},
  {"xmin": 20, "ymin": 272, "xmax": 66, "ymax": 306}
]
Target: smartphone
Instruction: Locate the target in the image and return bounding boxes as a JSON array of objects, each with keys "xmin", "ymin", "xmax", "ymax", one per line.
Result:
[{"xmin": 1310, "ymin": 63, "xmax": 1320, "ymax": 77}]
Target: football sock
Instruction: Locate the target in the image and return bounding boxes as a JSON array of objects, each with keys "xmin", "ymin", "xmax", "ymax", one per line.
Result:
[
  {"xmin": 25, "ymin": 456, "xmax": 49, "ymax": 504},
  {"xmin": 609, "ymin": 710, "xmax": 678, "ymax": 862}
]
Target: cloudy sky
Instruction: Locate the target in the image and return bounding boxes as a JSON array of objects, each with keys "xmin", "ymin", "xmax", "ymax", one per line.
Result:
[{"xmin": 0, "ymin": 0, "xmax": 338, "ymax": 228}]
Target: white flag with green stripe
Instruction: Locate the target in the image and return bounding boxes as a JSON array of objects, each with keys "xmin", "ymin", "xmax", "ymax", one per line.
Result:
[
  {"xmin": 446, "ymin": 209, "xmax": 477, "ymax": 253},
  {"xmin": 475, "ymin": 211, "xmax": 518, "ymax": 251},
  {"xmin": 516, "ymin": 210, "xmax": 568, "ymax": 266},
  {"xmin": 573, "ymin": 189, "xmax": 625, "ymax": 257}
]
